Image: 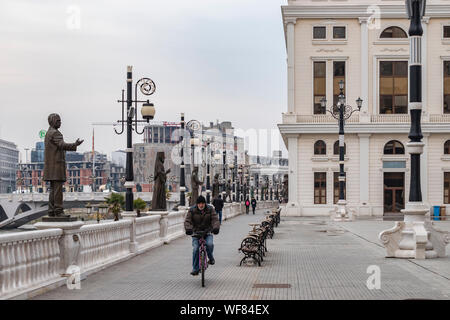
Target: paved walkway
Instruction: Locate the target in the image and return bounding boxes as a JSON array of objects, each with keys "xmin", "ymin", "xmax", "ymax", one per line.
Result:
[{"xmin": 33, "ymin": 210, "xmax": 450, "ymax": 300}]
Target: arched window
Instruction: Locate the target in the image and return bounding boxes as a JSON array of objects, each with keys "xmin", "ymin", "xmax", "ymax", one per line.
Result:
[
  {"xmin": 380, "ymin": 26, "xmax": 408, "ymax": 39},
  {"xmin": 314, "ymin": 140, "xmax": 327, "ymax": 155},
  {"xmin": 333, "ymin": 141, "xmax": 346, "ymax": 155},
  {"xmin": 384, "ymin": 140, "xmax": 405, "ymax": 155},
  {"xmin": 444, "ymin": 140, "xmax": 450, "ymax": 155}
]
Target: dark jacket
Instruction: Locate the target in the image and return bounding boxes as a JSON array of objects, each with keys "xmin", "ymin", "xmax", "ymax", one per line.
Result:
[
  {"xmin": 212, "ymin": 198, "xmax": 224, "ymax": 211},
  {"xmin": 251, "ymin": 199, "xmax": 257, "ymax": 208},
  {"xmin": 43, "ymin": 127, "xmax": 77, "ymax": 181},
  {"xmin": 184, "ymin": 204, "xmax": 220, "ymax": 233}
]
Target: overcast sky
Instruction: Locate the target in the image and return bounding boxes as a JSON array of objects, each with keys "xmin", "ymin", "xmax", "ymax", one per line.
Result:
[{"xmin": 0, "ymin": 0, "xmax": 287, "ymax": 161}]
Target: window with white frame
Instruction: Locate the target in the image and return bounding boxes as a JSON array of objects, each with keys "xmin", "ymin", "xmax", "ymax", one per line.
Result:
[
  {"xmin": 333, "ymin": 61, "xmax": 346, "ymax": 105},
  {"xmin": 314, "ymin": 61, "xmax": 326, "ymax": 114},
  {"xmin": 444, "ymin": 61, "xmax": 450, "ymax": 114},
  {"xmin": 379, "ymin": 61, "xmax": 408, "ymax": 114},
  {"xmin": 313, "ymin": 26, "xmax": 326, "ymax": 40},
  {"xmin": 333, "ymin": 26, "xmax": 346, "ymax": 39},
  {"xmin": 444, "ymin": 26, "xmax": 450, "ymax": 39}
]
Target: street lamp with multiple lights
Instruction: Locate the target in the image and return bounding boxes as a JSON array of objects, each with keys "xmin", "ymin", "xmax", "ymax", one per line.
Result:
[
  {"xmin": 114, "ymin": 66, "xmax": 156, "ymax": 214},
  {"xmin": 320, "ymin": 80, "xmax": 362, "ymax": 221}
]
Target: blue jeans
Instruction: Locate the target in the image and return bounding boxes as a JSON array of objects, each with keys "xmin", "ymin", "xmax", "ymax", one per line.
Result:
[
  {"xmin": 192, "ymin": 234, "xmax": 214, "ymax": 272},
  {"xmin": 216, "ymin": 210, "xmax": 222, "ymax": 224}
]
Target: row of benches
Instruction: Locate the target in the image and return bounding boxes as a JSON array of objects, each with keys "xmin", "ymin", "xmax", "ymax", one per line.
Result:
[{"xmin": 238, "ymin": 207, "xmax": 281, "ymax": 266}]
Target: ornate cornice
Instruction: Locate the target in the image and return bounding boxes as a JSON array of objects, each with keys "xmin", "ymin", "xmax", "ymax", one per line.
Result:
[{"xmin": 282, "ymin": 5, "xmax": 450, "ymax": 20}]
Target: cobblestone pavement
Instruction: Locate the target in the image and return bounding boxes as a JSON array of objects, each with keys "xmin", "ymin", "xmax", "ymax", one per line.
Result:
[{"xmin": 33, "ymin": 210, "xmax": 450, "ymax": 300}]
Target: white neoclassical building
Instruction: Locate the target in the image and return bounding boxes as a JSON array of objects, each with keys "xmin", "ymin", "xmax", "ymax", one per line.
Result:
[{"xmin": 278, "ymin": 0, "xmax": 450, "ymax": 218}]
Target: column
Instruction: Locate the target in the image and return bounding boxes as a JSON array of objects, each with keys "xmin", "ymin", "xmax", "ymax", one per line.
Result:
[
  {"xmin": 358, "ymin": 133, "xmax": 371, "ymax": 215},
  {"xmin": 359, "ymin": 17, "xmax": 370, "ymax": 122},
  {"xmin": 287, "ymin": 135, "xmax": 299, "ymax": 214},
  {"xmin": 286, "ymin": 18, "xmax": 296, "ymax": 114}
]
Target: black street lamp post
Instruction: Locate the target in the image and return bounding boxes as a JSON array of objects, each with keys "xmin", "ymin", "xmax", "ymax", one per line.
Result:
[
  {"xmin": 378, "ymin": 0, "xmax": 450, "ymax": 260},
  {"xmin": 320, "ymin": 80, "xmax": 362, "ymax": 221},
  {"xmin": 115, "ymin": 66, "xmax": 156, "ymax": 213},
  {"xmin": 179, "ymin": 113, "xmax": 186, "ymax": 207}
]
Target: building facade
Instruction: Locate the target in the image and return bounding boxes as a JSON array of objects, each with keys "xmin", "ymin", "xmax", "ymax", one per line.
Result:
[
  {"xmin": 16, "ymin": 148, "xmax": 125, "ymax": 193},
  {"xmin": 0, "ymin": 139, "xmax": 19, "ymax": 193},
  {"xmin": 278, "ymin": 0, "xmax": 450, "ymax": 217},
  {"xmin": 134, "ymin": 120, "xmax": 246, "ymax": 200}
]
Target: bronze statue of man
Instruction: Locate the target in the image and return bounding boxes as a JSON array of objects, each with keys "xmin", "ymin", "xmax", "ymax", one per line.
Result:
[
  {"xmin": 151, "ymin": 152, "xmax": 171, "ymax": 211},
  {"xmin": 43, "ymin": 113, "xmax": 83, "ymax": 217},
  {"xmin": 225, "ymin": 179, "xmax": 232, "ymax": 203},
  {"xmin": 212, "ymin": 173, "xmax": 220, "ymax": 199},
  {"xmin": 189, "ymin": 166, "xmax": 203, "ymax": 206}
]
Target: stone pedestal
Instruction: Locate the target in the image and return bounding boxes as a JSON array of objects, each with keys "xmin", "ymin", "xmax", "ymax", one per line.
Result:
[
  {"xmin": 379, "ymin": 202, "xmax": 449, "ymax": 259},
  {"xmin": 121, "ymin": 211, "xmax": 138, "ymax": 253},
  {"xmin": 35, "ymin": 220, "xmax": 84, "ymax": 273},
  {"xmin": 149, "ymin": 211, "xmax": 169, "ymax": 244},
  {"xmin": 332, "ymin": 200, "xmax": 352, "ymax": 222}
]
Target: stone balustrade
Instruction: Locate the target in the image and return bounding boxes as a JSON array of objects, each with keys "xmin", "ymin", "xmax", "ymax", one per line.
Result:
[
  {"xmin": 0, "ymin": 229, "xmax": 63, "ymax": 298},
  {"xmin": 0, "ymin": 201, "xmax": 278, "ymax": 299}
]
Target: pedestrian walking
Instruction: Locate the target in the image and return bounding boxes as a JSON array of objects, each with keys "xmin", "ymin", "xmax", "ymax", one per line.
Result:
[
  {"xmin": 212, "ymin": 194, "xmax": 224, "ymax": 224},
  {"xmin": 245, "ymin": 198, "xmax": 250, "ymax": 214},
  {"xmin": 251, "ymin": 198, "xmax": 257, "ymax": 215}
]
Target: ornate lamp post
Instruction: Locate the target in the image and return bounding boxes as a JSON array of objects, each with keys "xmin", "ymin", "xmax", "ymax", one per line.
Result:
[
  {"xmin": 204, "ymin": 137, "xmax": 212, "ymax": 204},
  {"xmin": 179, "ymin": 113, "xmax": 186, "ymax": 207},
  {"xmin": 320, "ymin": 80, "xmax": 362, "ymax": 221},
  {"xmin": 379, "ymin": 0, "xmax": 449, "ymax": 259},
  {"xmin": 115, "ymin": 66, "xmax": 156, "ymax": 214}
]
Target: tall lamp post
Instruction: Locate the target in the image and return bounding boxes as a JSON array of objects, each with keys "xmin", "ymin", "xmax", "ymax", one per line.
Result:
[
  {"xmin": 115, "ymin": 66, "xmax": 156, "ymax": 214},
  {"xmin": 179, "ymin": 113, "xmax": 186, "ymax": 207},
  {"xmin": 379, "ymin": 0, "xmax": 449, "ymax": 259},
  {"xmin": 320, "ymin": 80, "xmax": 362, "ymax": 221}
]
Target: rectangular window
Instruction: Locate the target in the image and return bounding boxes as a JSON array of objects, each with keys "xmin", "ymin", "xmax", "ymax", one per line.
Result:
[
  {"xmin": 444, "ymin": 61, "xmax": 450, "ymax": 114},
  {"xmin": 314, "ymin": 172, "xmax": 327, "ymax": 204},
  {"xmin": 333, "ymin": 61, "xmax": 346, "ymax": 106},
  {"xmin": 444, "ymin": 26, "xmax": 450, "ymax": 38},
  {"xmin": 314, "ymin": 61, "xmax": 326, "ymax": 114},
  {"xmin": 333, "ymin": 26, "xmax": 346, "ymax": 39},
  {"xmin": 313, "ymin": 26, "xmax": 326, "ymax": 39},
  {"xmin": 444, "ymin": 172, "xmax": 450, "ymax": 204},
  {"xmin": 379, "ymin": 61, "xmax": 408, "ymax": 114}
]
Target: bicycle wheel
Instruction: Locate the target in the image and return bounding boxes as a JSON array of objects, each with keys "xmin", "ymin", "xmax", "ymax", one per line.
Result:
[{"xmin": 200, "ymin": 249, "xmax": 205, "ymax": 287}]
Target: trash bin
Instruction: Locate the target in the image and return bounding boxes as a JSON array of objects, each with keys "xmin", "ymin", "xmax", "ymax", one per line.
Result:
[
  {"xmin": 440, "ymin": 206, "xmax": 446, "ymax": 221},
  {"xmin": 433, "ymin": 206, "xmax": 440, "ymax": 221}
]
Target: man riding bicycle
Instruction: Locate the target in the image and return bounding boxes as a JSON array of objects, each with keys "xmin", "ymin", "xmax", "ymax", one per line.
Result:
[{"xmin": 184, "ymin": 195, "xmax": 220, "ymax": 276}]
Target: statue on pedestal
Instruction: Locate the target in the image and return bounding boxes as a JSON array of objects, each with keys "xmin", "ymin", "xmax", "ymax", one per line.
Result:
[
  {"xmin": 151, "ymin": 152, "xmax": 171, "ymax": 211},
  {"xmin": 189, "ymin": 166, "xmax": 203, "ymax": 206},
  {"xmin": 225, "ymin": 179, "xmax": 232, "ymax": 203},
  {"xmin": 282, "ymin": 174, "xmax": 289, "ymax": 203},
  {"xmin": 43, "ymin": 113, "xmax": 83, "ymax": 218},
  {"xmin": 212, "ymin": 173, "xmax": 220, "ymax": 199}
]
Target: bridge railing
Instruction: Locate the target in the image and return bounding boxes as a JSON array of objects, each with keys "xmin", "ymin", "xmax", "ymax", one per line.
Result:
[
  {"xmin": 78, "ymin": 220, "xmax": 132, "ymax": 273},
  {"xmin": 0, "ymin": 228, "xmax": 63, "ymax": 297},
  {"xmin": 0, "ymin": 201, "xmax": 279, "ymax": 299}
]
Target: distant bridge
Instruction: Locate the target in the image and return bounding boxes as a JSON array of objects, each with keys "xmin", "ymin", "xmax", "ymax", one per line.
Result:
[{"xmin": 0, "ymin": 192, "xmax": 178, "ymax": 229}]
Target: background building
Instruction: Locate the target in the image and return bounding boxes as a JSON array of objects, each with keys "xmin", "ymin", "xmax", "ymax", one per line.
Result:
[
  {"xmin": 278, "ymin": 0, "xmax": 450, "ymax": 218},
  {"xmin": 16, "ymin": 144, "xmax": 125, "ymax": 193},
  {"xmin": 0, "ymin": 139, "xmax": 19, "ymax": 193}
]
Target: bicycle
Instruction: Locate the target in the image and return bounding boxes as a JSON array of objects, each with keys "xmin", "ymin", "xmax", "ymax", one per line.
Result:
[{"xmin": 193, "ymin": 231, "xmax": 209, "ymax": 287}]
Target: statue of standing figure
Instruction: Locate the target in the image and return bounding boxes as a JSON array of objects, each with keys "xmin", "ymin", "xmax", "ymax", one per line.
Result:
[
  {"xmin": 212, "ymin": 173, "xmax": 220, "ymax": 200},
  {"xmin": 189, "ymin": 166, "xmax": 204, "ymax": 206},
  {"xmin": 225, "ymin": 179, "xmax": 232, "ymax": 203},
  {"xmin": 151, "ymin": 152, "xmax": 171, "ymax": 211},
  {"xmin": 43, "ymin": 113, "xmax": 83, "ymax": 217},
  {"xmin": 282, "ymin": 174, "xmax": 289, "ymax": 203}
]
